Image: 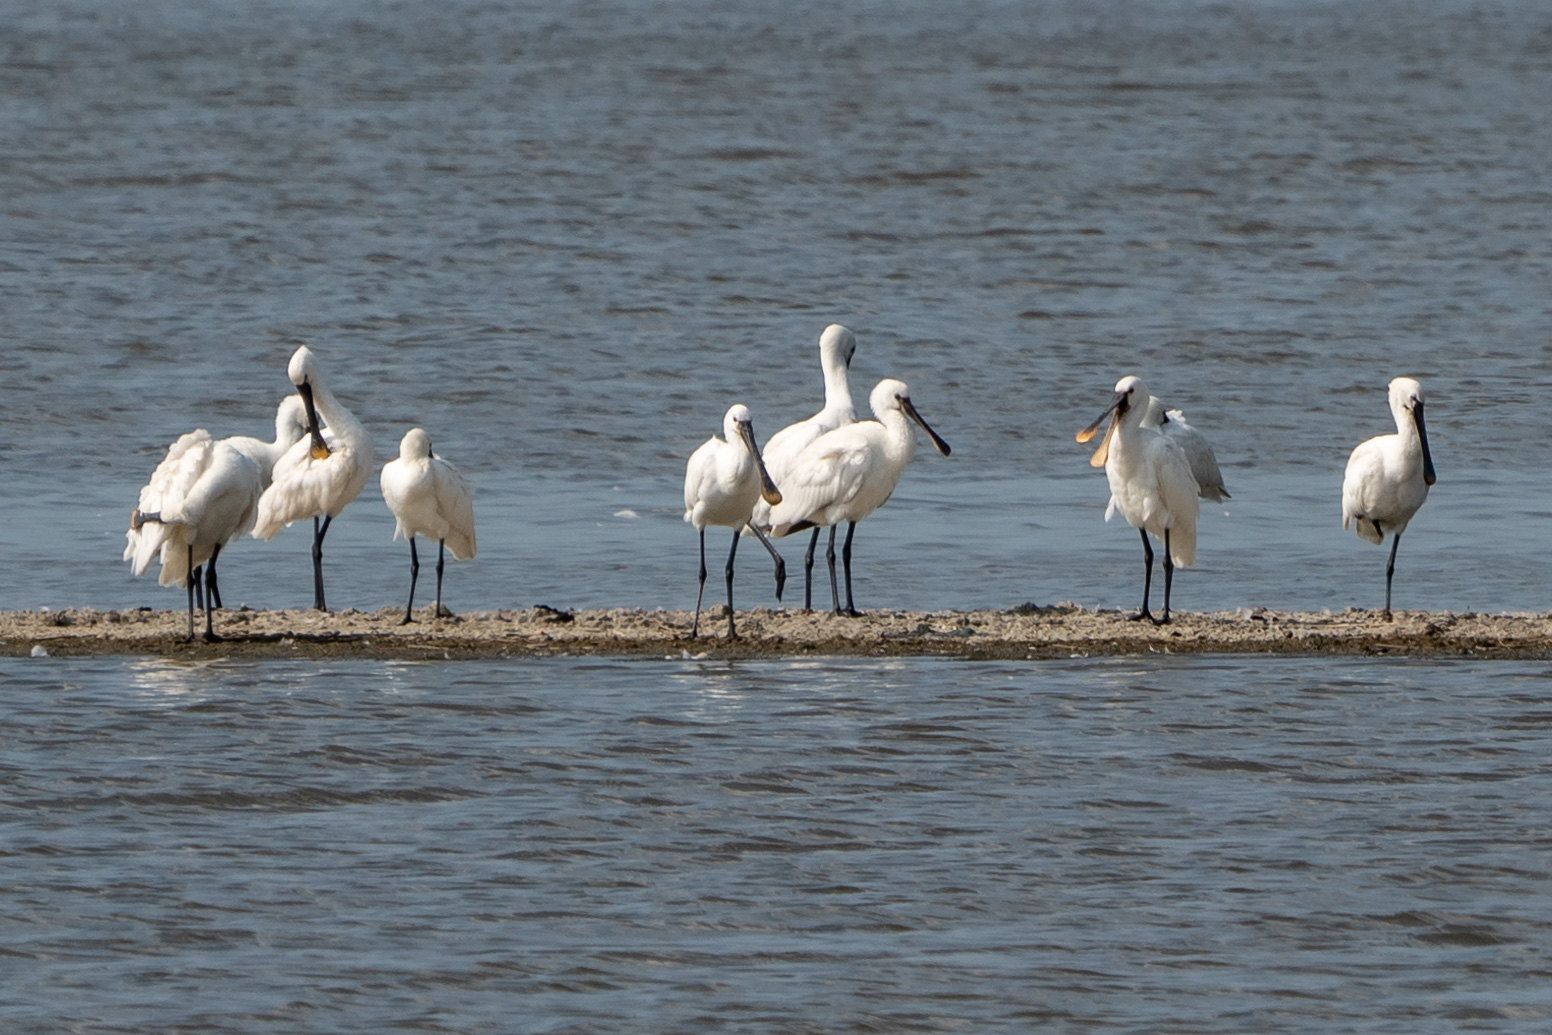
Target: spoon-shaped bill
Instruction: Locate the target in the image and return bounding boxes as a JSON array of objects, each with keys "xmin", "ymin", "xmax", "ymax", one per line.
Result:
[
  {"xmin": 899, "ymin": 396, "xmax": 951, "ymax": 456},
  {"xmin": 1413, "ymin": 400, "xmax": 1437, "ymax": 486},
  {"xmin": 736, "ymin": 419, "xmax": 783, "ymax": 506},
  {"xmin": 1076, "ymin": 390, "xmax": 1129, "ymax": 468}
]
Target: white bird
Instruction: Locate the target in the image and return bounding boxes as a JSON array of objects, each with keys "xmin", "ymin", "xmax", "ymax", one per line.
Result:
[
  {"xmin": 252, "ymin": 345, "xmax": 375, "ymax": 612},
  {"xmin": 766, "ymin": 378, "xmax": 951, "ymax": 616},
  {"xmin": 224, "ymin": 395, "xmax": 312, "ymax": 489},
  {"xmin": 380, "ymin": 428, "xmax": 477, "ymax": 624},
  {"xmin": 683, "ymin": 404, "xmax": 785, "ymax": 638},
  {"xmin": 749, "ymin": 323, "xmax": 858, "ymax": 610},
  {"xmin": 1341, "ymin": 376, "xmax": 1436, "ymax": 617},
  {"xmin": 1077, "ymin": 376, "xmax": 1199, "ymax": 624},
  {"xmin": 1105, "ymin": 396, "xmax": 1230, "ymax": 518},
  {"xmin": 125, "ymin": 431, "xmax": 262, "ymax": 642}
]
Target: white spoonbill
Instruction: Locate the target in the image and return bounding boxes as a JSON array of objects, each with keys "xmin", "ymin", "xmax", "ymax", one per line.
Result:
[
  {"xmin": 380, "ymin": 428, "xmax": 477, "ymax": 624},
  {"xmin": 252, "ymin": 345, "xmax": 375, "ymax": 612},
  {"xmin": 125, "ymin": 431, "xmax": 262, "ymax": 642},
  {"xmin": 749, "ymin": 323, "xmax": 857, "ymax": 610},
  {"xmin": 684, "ymin": 404, "xmax": 785, "ymax": 638},
  {"xmin": 1341, "ymin": 376, "xmax": 1436, "ymax": 617},
  {"xmin": 766, "ymin": 379, "xmax": 951, "ymax": 616},
  {"xmin": 1077, "ymin": 376, "xmax": 1199, "ymax": 624},
  {"xmin": 225, "ymin": 395, "xmax": 311, "ymax": 489}
]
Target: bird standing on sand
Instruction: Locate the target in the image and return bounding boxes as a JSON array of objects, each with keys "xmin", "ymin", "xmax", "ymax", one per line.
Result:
[
  {"xmin": 1341, "ymin": 376, "xmax": 1436, "ymax": 618},
  {"xmin": 750, "ymin": 323, "xmax": 858, "ymax": 610},
  {"xmin": 252, "ymin": 346, "xmax": 374, "ymax": 612},
  {"xmin": 125, "ymin": 431, "xmax": 262, "ymax": 642},
  {"xmin": 684, "ymin": 404, "xmax": 785, "ymax": 638},
  {"xmin": 1078, "ymin": 376, "xmax": 1199, "ymax": 624},
  {"xmin": 766, "ymin": 379, "xmax": 951, "ymax": 616},
  {"xmin": 380, "ymin": 428, "xmax": 477, "ymax": 624}
]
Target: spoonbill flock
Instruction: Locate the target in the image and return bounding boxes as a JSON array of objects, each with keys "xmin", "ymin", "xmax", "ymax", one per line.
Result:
[
  {"xmin": 126, "ymin": 345, "xmax": 478, "ymax": 639},
  {"xmin": 124, "ymin": 330, "xmax": 1441, "ymax": 639}
]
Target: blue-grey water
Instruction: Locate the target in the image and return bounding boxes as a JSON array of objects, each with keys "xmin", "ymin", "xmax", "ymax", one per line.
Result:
[
  {"xmin": 4, "ymin": 0, "xmax": 1552, "ymax": 1030},
  {"xmin": 5, "ymin": 654, "xmax": 1552, "ymax": 1033}
]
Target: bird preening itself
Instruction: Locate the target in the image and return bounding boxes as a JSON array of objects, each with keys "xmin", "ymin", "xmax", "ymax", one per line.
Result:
[
  {"xmin": 125, "ymin": 431, "xmax": 263, "ymax": 642},
  {"xmin": 380, "ymin": 428, "xmax": 477, "ymax": 624},
  {"xmin": 1078, "ymin": 376, "xmax": 1199, "ymax": 625},
  {"xmin": 1341, "ymin": 376, "xmax": 1436, "ymax": 619},
  {"xmin": 252, "ymin": 345, "xmax": 374, "ymax": 612},
  {"xmin": 766, "ymin": 379, "xmax": 951, "ymax": 616},
  {"xmin": 224, "ymin": 395, "xmax": 312, "ymax": 490},
  {"xmin": 683, "ymin": 404, "xmax": 785, "ymax": 638}
]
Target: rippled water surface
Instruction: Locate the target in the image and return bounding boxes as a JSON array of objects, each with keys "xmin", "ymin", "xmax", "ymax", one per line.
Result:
[{"xmin": 5, "ymin": 654, "xmax": 1552, "ymax": 1032}]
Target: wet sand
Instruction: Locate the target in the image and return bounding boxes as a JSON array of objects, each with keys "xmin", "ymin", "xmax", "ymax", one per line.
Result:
[{"xmin": 3, "ymin": 605, "xmax": 1550, "ymax": 661}]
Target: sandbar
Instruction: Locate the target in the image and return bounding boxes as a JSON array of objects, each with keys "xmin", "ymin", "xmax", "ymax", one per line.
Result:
[{"xmin": 2, "ymin": 605, "xmax": 1549, "ymax": 661}]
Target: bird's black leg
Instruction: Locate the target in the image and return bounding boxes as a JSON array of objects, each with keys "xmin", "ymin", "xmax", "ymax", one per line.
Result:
[
  {"xmin": 312, "ymin": 514, "xmax": 333, "ymax": 612},
  {"xmin": 802, "ymin": 527, "xmax": 820, "ymax": 611},
  {"xmin": 206, "ymin": 543, "xmax": 223, "ymax": 610},
  {"xmin": 203, "ymin": 544, "xmax": 224, "ymax": 642},
  {"xmin": 1128, "ymin": 529, "xmax": 1155, "ymax": 623},
  {"xmin": 1158, "ymin": 528, "xmax": 1174, "ymax": 626},
  {"xmin": 184, "ymin": 546, "xmax": 198, "ymax": 643},
  {"xmin": 745, "ymin": 522, "xmax": 786, "ymax": 603},
  {"xmin": 435, "ymin": 539, "xmax": 451, "ymax": 618},
  {"xmin": 1384, "ymin": 530, "xmax": 1402, "ymax": 621},
  {"xmin": 691, "ymin": 529, "xmax": 707, "ymax": 639},
  {"xmin": 402, "ymin": 536, "xmax": 419, "ymax": 625},
  {"xmin": 841, "ymin": 521, "xmax": 861, "ymax": 617},
  {"xmin": 825, "ymin": 525, "xmax": 840, "ymax": 614},
  {"xmin": 724, "ymin": 528, "xmax": 741, "ymax": 638}
]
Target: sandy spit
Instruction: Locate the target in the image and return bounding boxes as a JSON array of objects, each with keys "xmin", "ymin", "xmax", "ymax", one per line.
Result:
[{"xmin": 2, "ymin": 604, "xmax": 1550, "ymax": 661}]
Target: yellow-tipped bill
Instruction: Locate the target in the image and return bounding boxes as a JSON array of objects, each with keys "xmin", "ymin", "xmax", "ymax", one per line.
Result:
[
  {"xmin": 1077, "ymin": 389, "xmax": 1129, "ymax": 468},
  {"xmin": 298, "ymin": 381, "xmax": 332, "ymax": 460}
]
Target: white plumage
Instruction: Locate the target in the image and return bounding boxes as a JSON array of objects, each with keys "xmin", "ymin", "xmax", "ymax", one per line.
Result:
[
  {"xmin": 753, "ymin": 324, "xmax": 857, "ymax": 513},
  {"xmin": 683, "ymin": 404, "xmax": 784, "ymax": 638},
  {"xmin": 1341, "ymin": 376, "xmax": 1436, "ymax": 615},
  {"xmin": 1106, "ymin": 396, "xmax": 1230, "ymax": 519},
  {"xmin": 766, "ymin": 378, "xmax": 951, "ymax": 615},
  {"xmin": 224, "ymin": 395, "xmax": 311, "ymax": 489},
  {"xmin": 1150, "ymin": 397, "xmax": 1230, "ymax": 503},
  {"xmin": 252, "ymin": 345, "xmax": 375, "ymax": 612},
  {"xmin": 748, "ymin": 325, "xmax": 858, "ymax": 611},
  {"xmin": 380, "ymin": 428, "xmax": 477, "ymax": 623},
  {"xmin": 1078, "ymin": 376, "xmax": 1199, "ymax": 624},
  {"xmin": 124, "ymin": 430, "xmax": 262, "ymax": 642}
]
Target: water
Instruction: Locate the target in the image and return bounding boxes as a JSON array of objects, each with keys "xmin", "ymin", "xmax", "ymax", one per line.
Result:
[
  {"xmin": 5, "ymin": 654, "xmax": 1552, "ymax": 1032},
  {"xmin": 4, "ymin": 0, "xmax": 1552, "ymax": 1029}
]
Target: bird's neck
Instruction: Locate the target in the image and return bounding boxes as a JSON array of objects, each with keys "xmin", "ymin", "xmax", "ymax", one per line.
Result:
[
  {"xmin": 821, "ymin": 362, "xmax": 854, "ymax": 420},
  {"xmin": 310, "ymin": 383, "xmax": 361, "ymax": 435},
  {"xmin": 879, "ymin": 410, "xmax": 920, "ymax": 460}
]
